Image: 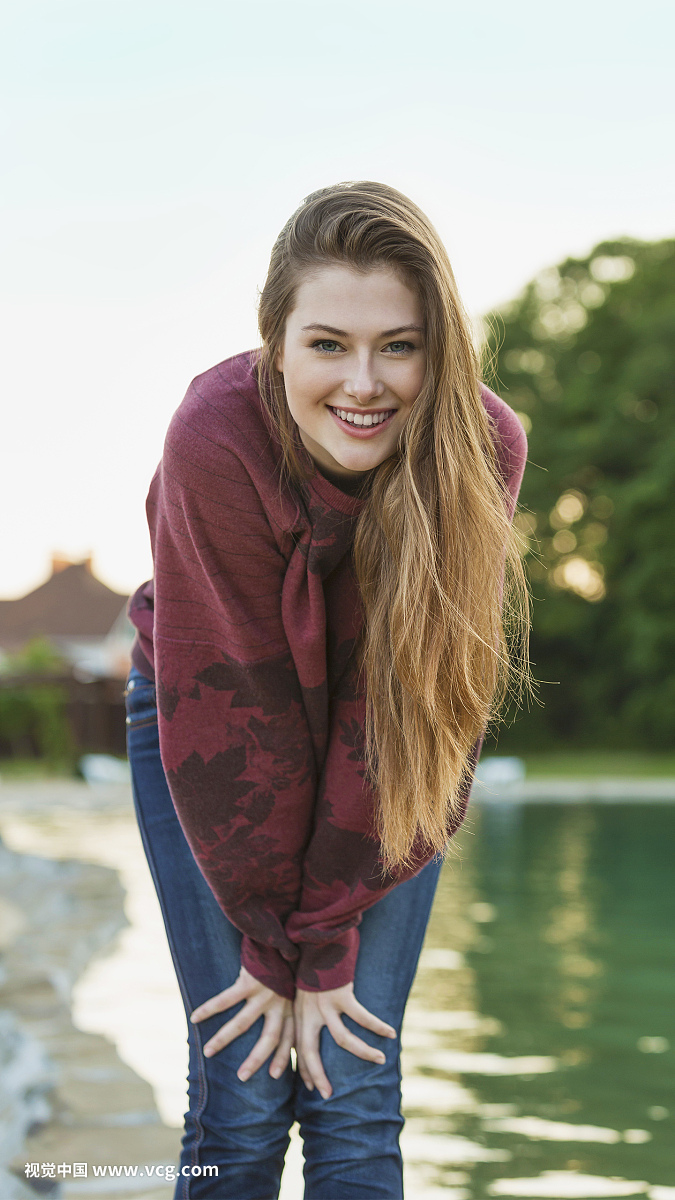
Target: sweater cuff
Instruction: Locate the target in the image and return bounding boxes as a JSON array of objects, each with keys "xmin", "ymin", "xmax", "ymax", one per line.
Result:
[
  {"xmin": 295, "ymin": 927, "xmax": 360, "ymax": 993},
  {"xmin": 241, "ymin": 936, "xmax": 296, "ymax": 1001}
]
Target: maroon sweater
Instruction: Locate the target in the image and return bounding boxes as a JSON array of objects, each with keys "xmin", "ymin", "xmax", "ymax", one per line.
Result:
[{"xmin": 128, "ymin": 351, "xmax": 527, "ymax": 999}]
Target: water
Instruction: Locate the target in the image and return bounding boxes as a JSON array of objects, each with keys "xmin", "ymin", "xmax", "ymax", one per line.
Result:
[
  {"xmin": 402, "ymin": 801, "xmax": 675, "ymax": 1196},
  {"xmin": 1, "ymin": 788, "xmax": 673, "ymax": 1197}
]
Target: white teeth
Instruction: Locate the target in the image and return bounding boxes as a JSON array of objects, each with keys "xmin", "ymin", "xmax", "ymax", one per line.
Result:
[{"xmin": 331, "ymin": 407, "xmax": 393, "ymax": 426}]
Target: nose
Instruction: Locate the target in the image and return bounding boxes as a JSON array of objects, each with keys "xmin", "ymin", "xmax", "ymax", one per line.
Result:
[{"xmin": 343, "ymin": 355, "xmax": 384, "ymax": 404}]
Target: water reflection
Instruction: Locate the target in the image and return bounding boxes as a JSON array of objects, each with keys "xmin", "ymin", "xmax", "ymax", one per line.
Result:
[
  {"xmin": 1, "ymin": 791, "xmax": 673, "ymax": 1197},
  {"xmin": 403, "ymin": 801, "xmax": 675, "ymax": 1196}
]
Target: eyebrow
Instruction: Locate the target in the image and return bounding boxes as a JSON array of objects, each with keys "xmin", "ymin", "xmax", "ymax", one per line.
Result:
[{"xmin": 301, "ymin": 323, "xmax": 424, "ymax": 338}]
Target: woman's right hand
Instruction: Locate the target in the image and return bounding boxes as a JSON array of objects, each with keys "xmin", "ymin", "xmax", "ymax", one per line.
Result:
[{"xmin": 190, "ymin": 965, "xmax": 294, "ymax": 1081}]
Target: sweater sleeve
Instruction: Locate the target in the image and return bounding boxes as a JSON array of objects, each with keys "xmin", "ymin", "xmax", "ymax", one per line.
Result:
[
  {"xmin": 283, "ymin": 704, "xmax": 483, "ymax": 993},
  {"xmin": 286, "ymin": 403, "xmax": 529, "ymax": 993},
  {"xmin": 151, "ymin": 412, "xmax": 318, "ymax": 1000}
]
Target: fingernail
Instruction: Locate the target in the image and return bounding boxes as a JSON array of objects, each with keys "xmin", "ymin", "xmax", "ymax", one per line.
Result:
[
  {"xmin": 238, "ymin": 1070, "xmax": 249, "ymax": 1082},
  {"xmin": 203, "ymin": 1047, "xmax": 213, "ymax": 1058},
  {"xmin": 305, "ymin": 1081, "xmax": 314, "ymax": 1092},
  {"xmin": 376, "ymin": 1053, "xmax": 386, "ymax": 1064},
  {"xmin": 319, "ymin": 1088, "xmax": 330, "ymax": 1100},
  {"xmin": 189, "ymin": 1011, "xmax": 199, "ymax": 1022},
  {"xmin": 270, "ymin": 1067, "xmax": 280, "ymax": 1079}
]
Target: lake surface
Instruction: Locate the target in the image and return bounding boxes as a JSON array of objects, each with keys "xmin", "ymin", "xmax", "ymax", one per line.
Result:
[
  {"xmin": 1, "ymin": 789, "xmax": 673, "ymax": 1198},
  {"xmin": 403, "ymin": 800, "xmax": 675, "ymax": 1197}
]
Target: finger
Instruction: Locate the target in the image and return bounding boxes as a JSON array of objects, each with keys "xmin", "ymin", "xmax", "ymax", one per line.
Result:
[
  {"xmin": 294, "ymin": 1048, "xmax": 315, "ymax": 1094},
  {"xmin": 325, "ymin": 1014, "xmax": 387, "ymax": 1065},
  {"xmin": 269, "ymin": 1015, "xmax": 294, "ymax": 1079},
  {"xmin": 237, "ymin": 1009, "xmax": 283, "ymax": 1081},
  {"xmin": 343, "ymin": 997, "xmax": 397, "ymax": 1039},
  {"xmin": 202, "ymin": 996, "xmax": 267, "ymax": 1058},
  {"xmin": 299, "ymin": 1036, "xmax": 333, "ymax": 1100},
  {"xmin": 190, "ymin": 980, "xmax": 246, "ymax": 1024}
]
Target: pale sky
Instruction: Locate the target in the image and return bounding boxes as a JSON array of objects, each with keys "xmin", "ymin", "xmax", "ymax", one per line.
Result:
[{"xmin": 2, "ymin": 0, "xmax": 673, "ymax": 598}]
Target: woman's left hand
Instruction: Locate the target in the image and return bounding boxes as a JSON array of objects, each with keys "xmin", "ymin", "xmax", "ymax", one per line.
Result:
[
  {"xmin": 294, "ymin": 982, "xmax": 397, "ymax": 1100},
  {"xmin": 190, "ymin": 965, "xmax": 294, "ymax": 1081}
]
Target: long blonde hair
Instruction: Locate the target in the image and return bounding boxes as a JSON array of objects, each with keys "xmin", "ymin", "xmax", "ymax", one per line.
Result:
[{"xmin": 257, "ymin": 181, "xmax": 530, "ymax": 870}]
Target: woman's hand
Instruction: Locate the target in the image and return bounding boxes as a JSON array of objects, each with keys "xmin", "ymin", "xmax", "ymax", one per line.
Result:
[
  {"xmin": 294, "ymin": 982, "xmax": 397, "ymax": 1100},
  {"xmin": 190, "ymin": 965, "xmax": 294, "ymax": 1082}
]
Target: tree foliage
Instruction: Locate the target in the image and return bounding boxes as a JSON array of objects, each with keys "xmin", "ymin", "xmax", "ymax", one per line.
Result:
[
  {"xmin": 0, "ymin": 638, "xmax": 73, "ymax": 764},
  {"xmin": 484, "ymin": 237, "xmax": 675, "ymax": 749}
]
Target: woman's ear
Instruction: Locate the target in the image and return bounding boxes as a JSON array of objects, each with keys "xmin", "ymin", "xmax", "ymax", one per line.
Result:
[{"xmin": 274, "ymin": 347, "xmax": 284, "ymax": 374}]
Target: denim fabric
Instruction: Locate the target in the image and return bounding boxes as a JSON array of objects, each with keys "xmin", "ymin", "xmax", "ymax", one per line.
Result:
[{"xmin": 125, "ymin": 663, "xmax": 442, "ymax": 1200}]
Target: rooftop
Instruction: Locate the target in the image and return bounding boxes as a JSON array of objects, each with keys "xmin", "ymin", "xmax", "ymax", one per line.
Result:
[{"xmin": 0, "ymin": 557, "xmax": 129, "ymax": 651}]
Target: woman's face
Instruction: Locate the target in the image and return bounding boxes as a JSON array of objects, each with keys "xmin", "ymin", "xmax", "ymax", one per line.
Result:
[{"xmin": 276, "ymin": 264, "xmax": 426, "ymax": 483}]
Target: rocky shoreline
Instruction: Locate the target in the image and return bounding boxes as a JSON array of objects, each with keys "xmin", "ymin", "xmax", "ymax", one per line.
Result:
[{"xmin": 0, "ymin": 783, "xmax": 180, "ymax": 1200}]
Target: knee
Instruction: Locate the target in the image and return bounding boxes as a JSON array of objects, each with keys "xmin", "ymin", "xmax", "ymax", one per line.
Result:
[
  {"xmin": 296, "ymin": 1026, "xmax": 403, "ymax": 1134},
  {"xmin": 298, "ymin": 1058, "xmax": 404, "ymax": 1200},
  {"xmin": 188, "ymin": 1032, "xmax": 294, "ymax": 1147}
]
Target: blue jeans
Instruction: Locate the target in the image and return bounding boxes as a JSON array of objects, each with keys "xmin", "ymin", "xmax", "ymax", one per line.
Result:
[{"xmin": 125, "ymin": 663, "xmax": 442, "ymax": 1200}]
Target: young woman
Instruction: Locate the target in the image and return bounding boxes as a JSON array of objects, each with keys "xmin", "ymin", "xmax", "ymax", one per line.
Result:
[{"xmin": 126, "ymin": 181, "xmax": 529, "ymax": 1200}]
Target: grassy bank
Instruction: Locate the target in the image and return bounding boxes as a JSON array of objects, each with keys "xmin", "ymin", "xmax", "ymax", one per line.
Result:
[
  {"xmin": 2, "ymin": 752, "xmax": 675, "ymax": 784},
  {"xmin": 516, "ymin": 752, "xmax": 675, "ymax": 779},
  {"xmin": 0, "ymin": 758, "xmax": 78, "ymax": 781}
]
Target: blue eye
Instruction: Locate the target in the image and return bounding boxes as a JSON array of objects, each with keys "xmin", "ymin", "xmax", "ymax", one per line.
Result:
[{"xmin": 310, "ymin": 338, "xmax": 417, "ymax": 355}]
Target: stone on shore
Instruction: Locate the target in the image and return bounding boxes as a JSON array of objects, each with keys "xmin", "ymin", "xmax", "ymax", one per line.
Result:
[{"xmin": 0, "ymin": 812, "xmax": 179, "ymax": 1200}]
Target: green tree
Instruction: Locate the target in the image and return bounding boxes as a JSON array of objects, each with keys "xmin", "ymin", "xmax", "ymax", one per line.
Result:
[
  {"xmin": 485, "ymin": 237, "xmax": 675, "ymax": 749},
  {"xmin": 2, "ymin": 636, "xmax": 66, "ymax": 676},
  {"xmin": 0, "ymin": 638, "xmax": 74, "ymax": 764}
]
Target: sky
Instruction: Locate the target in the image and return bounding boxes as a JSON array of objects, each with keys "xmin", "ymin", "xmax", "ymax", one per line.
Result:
[{"xmin": 2, "ymin": 0, "xmax": 674, "ymax": 598}]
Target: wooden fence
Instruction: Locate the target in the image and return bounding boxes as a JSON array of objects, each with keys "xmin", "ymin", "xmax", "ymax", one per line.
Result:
[{"xmin": 0, "ymin": 673, "xmax": 127, "ymax": 760}]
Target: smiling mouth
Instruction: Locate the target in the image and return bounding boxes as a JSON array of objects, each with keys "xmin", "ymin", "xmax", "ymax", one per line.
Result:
[{"xmin": 328, "ymin": 406, "xmax": 396, "ymax": 427}]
